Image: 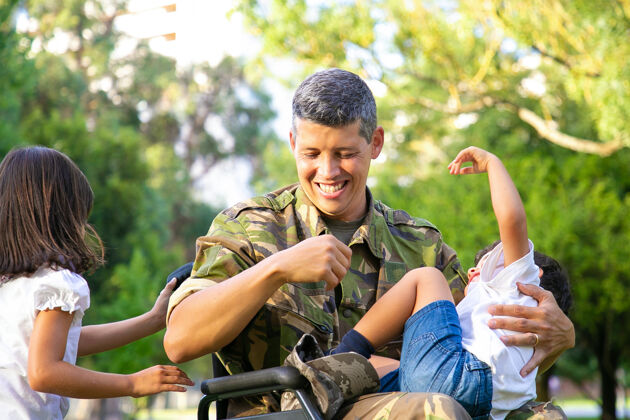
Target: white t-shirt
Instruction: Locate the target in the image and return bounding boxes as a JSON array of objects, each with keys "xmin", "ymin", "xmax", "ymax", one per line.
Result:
[
  {"xmin": 456, "ymin": 241, "xmax": 539, "ymax": 420},
  {"xmin": 0, "ymin": 267, "xmax": 90, "ymax": 419}
]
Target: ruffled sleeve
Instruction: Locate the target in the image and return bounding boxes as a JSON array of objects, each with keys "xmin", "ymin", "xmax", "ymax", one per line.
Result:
[{"xmin": 33, "ymin": 269, "xmax": 90, "ymax": 318}]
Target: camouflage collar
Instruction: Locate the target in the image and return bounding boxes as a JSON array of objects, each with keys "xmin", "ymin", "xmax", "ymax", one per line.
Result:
[
  {"xmin": 293, "ymin": 185, "xmax": 383, "ymax": 260},
  {"xmin": 347, "ymin": 188, "xmax": 383, "ymax": 260},
  {"xmin": 293, "ymin": 186, "xmax": 329, "ymax": 238}
]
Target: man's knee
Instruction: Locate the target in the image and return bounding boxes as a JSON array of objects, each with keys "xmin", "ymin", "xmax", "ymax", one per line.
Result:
[
  {"xmin": 336, "ymin": 392, "xmax": 471, "ymax": 420},
  {"xmin": 506, "ymin": 400, "xmax": 567, "ymax": 420}
]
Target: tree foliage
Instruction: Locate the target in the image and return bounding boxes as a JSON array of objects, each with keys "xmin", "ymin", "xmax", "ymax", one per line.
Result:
[
  {"xmin": 1, "ymin": 0, "xmax": 279, "ymax": 413},
  {"xmin": 238, "ymin": 0, "xmax": 630, "ymax": 157}
]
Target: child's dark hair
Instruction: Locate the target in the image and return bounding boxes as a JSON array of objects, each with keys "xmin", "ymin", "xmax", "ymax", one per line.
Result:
[
  {"xmin": 0, "ymin": 146, "xmax": 104, "ymax": 280},
  {"xmin": 474, "ymin": 240, "xmax": 572, "ymax": 315}
]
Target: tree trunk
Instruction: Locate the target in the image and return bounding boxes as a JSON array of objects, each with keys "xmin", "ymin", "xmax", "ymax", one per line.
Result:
[
  {"xmin": 600, "ymin": 362, "xmax": 618, "ymax": 420},
  {"xmin": 536, "ymin": 368, "xmax": 552, "ymax": 402},
  {"xmin": 597, "ymin": 324, "xmax": 619, "ymax": 420}
]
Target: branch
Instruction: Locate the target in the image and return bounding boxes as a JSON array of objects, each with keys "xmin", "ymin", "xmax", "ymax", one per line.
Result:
[
  {"xmin": 411, "ymin": 95, "xmax": 626, "ymax": 156},
  {"xmin": 517, "ymin": 108, "xmax": 624, "ymax": 157},
  {"xmin": 532, "ymin": 45, "xmax": 601, "ymax": 78}
]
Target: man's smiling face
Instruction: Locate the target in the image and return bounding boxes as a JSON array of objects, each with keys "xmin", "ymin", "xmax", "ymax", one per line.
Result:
[{"xmin": 290, "ymin": 118, "xmax": 383, "ymax": 221}]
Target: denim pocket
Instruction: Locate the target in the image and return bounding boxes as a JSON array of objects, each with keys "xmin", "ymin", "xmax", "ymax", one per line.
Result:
[
  {"xmin": 455, "ymin": 358, "xmax": 492, "ymax": 419},
  {"xmin": 465, "ymin": 360, "xmax": 490, "ymax": 372},
  {"xmin": 400, "ymin": 331, "xmax": 461, "ymax": 394}
]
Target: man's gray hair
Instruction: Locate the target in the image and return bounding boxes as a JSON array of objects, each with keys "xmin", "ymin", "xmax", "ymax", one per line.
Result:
[{"xmin": 292, "ymin": 68, "xmax": 377, "ymax": 143}]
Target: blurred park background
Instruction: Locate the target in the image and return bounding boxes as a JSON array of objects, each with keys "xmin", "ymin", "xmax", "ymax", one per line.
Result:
[{"xmin": 1, "ymin": 0, "xmax": 629, "ymax": 418}]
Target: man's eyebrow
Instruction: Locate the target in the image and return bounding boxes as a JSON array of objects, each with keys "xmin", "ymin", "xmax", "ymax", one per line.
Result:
[{"xmin": 299, "ymin": 146, "xmax": 359, "ymax": 152}]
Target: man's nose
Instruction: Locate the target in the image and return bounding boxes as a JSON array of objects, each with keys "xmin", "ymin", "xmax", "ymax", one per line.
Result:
[{"xmin": 318, "ymin": 156, "xmax": 340, "ymax": 178}]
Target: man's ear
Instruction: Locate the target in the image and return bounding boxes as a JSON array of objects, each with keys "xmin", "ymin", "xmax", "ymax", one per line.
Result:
[
  {"xmin": 289, "ymin": 130, "xmax": 297, "ymax": 153},
  {"xmin": 370, "ymin": 126, "xmax": 384, "ymax": 159}
]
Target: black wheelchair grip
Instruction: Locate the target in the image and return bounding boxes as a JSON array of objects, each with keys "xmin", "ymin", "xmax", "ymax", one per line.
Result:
[{"xmin": 166, "ymin": 262, "xmax": 194, "ymax": 289}]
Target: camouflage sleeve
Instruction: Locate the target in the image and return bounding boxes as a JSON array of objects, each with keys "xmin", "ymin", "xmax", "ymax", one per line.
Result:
[
  {"xmin": 192, "ymin": 211, "xmax": 258, "ymax": 280},
  {"xmin": 436, "ymin": 240, "xmax": 468, "ymax": 305},
  {"xmin": 166, "ymin": 211, "xmax": 258, "ymax": 320}
]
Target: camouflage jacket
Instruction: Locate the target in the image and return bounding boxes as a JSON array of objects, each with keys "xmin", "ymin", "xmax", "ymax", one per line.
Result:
[{"xmin": 170, "ymin": 184, "xmax": 467, "ymax": 375}]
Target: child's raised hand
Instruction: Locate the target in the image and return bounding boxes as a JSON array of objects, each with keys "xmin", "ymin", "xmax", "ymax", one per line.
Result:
[
  {"xmin": 448, "ymin": 146, "xmax": 497, "ymax": 175},
  {"xmin": 129, "ymin": 365, "xmax": 194, "ymax": 397}
]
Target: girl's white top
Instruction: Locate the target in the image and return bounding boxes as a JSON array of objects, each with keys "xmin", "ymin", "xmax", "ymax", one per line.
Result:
[
  {"xmin": 0, "ymin": 267, "xmax": 90, "ymax": 419},
  {"xmin": 456, "ymin": 241, "xmax": 539, "ymax": 420}
]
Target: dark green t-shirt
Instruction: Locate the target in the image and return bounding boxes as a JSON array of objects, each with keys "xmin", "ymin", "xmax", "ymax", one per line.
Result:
[{"xmin": 323, "ymin": 216, "xmax": 365, "ymax": 245}]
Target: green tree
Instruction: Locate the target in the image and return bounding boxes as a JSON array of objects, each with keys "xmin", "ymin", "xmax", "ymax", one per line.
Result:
[
  {"xmin": 0, "ymin": 0, "xmax": 36, "ymax": 151},
  {"xmin": 238, "ymin": 0, "xmax": 630, "ymax": 157}
]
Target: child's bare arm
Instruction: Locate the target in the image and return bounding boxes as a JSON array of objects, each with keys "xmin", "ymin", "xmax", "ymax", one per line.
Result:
[
  {"xmin": 28, "ymin": 308, "xmax": 193, "ymax": 398},
  {"xmin": 448, "ymin": 146, "xmax": 529, "ymax": 266},
  {"xmin": 78, "ymin": 279, "xmax": 176, "ymax": 356}
]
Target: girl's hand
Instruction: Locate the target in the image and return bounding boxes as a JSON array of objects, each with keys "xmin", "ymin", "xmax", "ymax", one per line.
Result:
[
  {"xmin": 150, "ymin": 278, "xmax": 178, "ymax": 326},
  {"xmin": 129, "ymin": 365, "xmax": 194, "ymax": 397},
  {"xmin": 448, "ymin": 146, "xmax": 498, "ymax": 175}
]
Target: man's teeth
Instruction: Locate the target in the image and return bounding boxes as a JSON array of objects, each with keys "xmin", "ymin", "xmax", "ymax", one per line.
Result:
[{"xmin": 319, "ymin": 183, "xmax": 344, "ymax": 193}]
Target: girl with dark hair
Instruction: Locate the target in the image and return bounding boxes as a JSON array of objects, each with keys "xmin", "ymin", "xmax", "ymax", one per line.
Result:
[{"xmin": 0, "ymin": 147, "xmax": 193, "ymax": 419}]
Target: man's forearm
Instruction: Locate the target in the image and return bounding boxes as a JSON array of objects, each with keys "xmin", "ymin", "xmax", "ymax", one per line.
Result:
[{"xmin": 163, "ymin": 255, "xmax": 285, "ymax": 363}]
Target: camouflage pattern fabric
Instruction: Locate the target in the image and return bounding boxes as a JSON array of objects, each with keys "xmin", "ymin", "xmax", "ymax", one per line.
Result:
[
  {"xmin": 281, "ymin": 334, "xmax": 380, "ymax": 419},
  {"xmin": 174, "ymin": 183, "xmax": 467, "ymax": 375},
  {"xmin": 168, "ymin": 183, "xmax": 566, "ymax": 419},
  {"xmin": 334, "ymin": 391, "xmax": 472, "ymax": 420},
  {"xmin": 505, "ymin": 400, "xmax": 567, "ymax": 420}
]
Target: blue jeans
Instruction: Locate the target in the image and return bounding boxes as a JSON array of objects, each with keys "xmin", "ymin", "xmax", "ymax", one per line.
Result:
[{"xmin": 379, "ymin": 300, "xmax": 493, "ymax": 420}]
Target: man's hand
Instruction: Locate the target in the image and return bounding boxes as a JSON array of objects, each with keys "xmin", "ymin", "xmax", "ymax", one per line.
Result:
[
  {"xmin": 165, "ymin": 235, "xmax": 351, "ymax": 362},
  {"xmin": 488, "ymin": 282, "xmax": 575, "ymax": 377},
  {"xmin": 275, "ymin": 234, "xmax": 352, "ymax": 290}
]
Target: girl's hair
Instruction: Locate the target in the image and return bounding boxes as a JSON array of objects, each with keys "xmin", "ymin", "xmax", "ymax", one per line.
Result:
[{"xmin": 0, "ymin": 146, "xmax": 104, "ymax": 280}]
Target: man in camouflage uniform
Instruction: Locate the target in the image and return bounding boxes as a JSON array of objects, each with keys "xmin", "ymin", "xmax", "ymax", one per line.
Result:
[{"xmin": 164, "ymin": 69, "xmax": 574, "ymax": 419}]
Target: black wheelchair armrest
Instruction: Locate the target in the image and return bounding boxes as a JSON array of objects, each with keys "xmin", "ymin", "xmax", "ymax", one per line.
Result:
[
  {"xmin": 166, "ymin": 262, "xmax": 193, "ymax": 289},
  {"xmin": 201, "ymin": 365, "xmax": 307, "ymax": 399},
  {"xmin": 198, "ymin": 366, "xmax": 323, "ymax": 420}
]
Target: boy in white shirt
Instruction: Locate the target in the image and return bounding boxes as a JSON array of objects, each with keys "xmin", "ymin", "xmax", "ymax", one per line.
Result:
[{"xmin": 329, "ymin": 146, "xmax": 572, "ymax": 419}]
